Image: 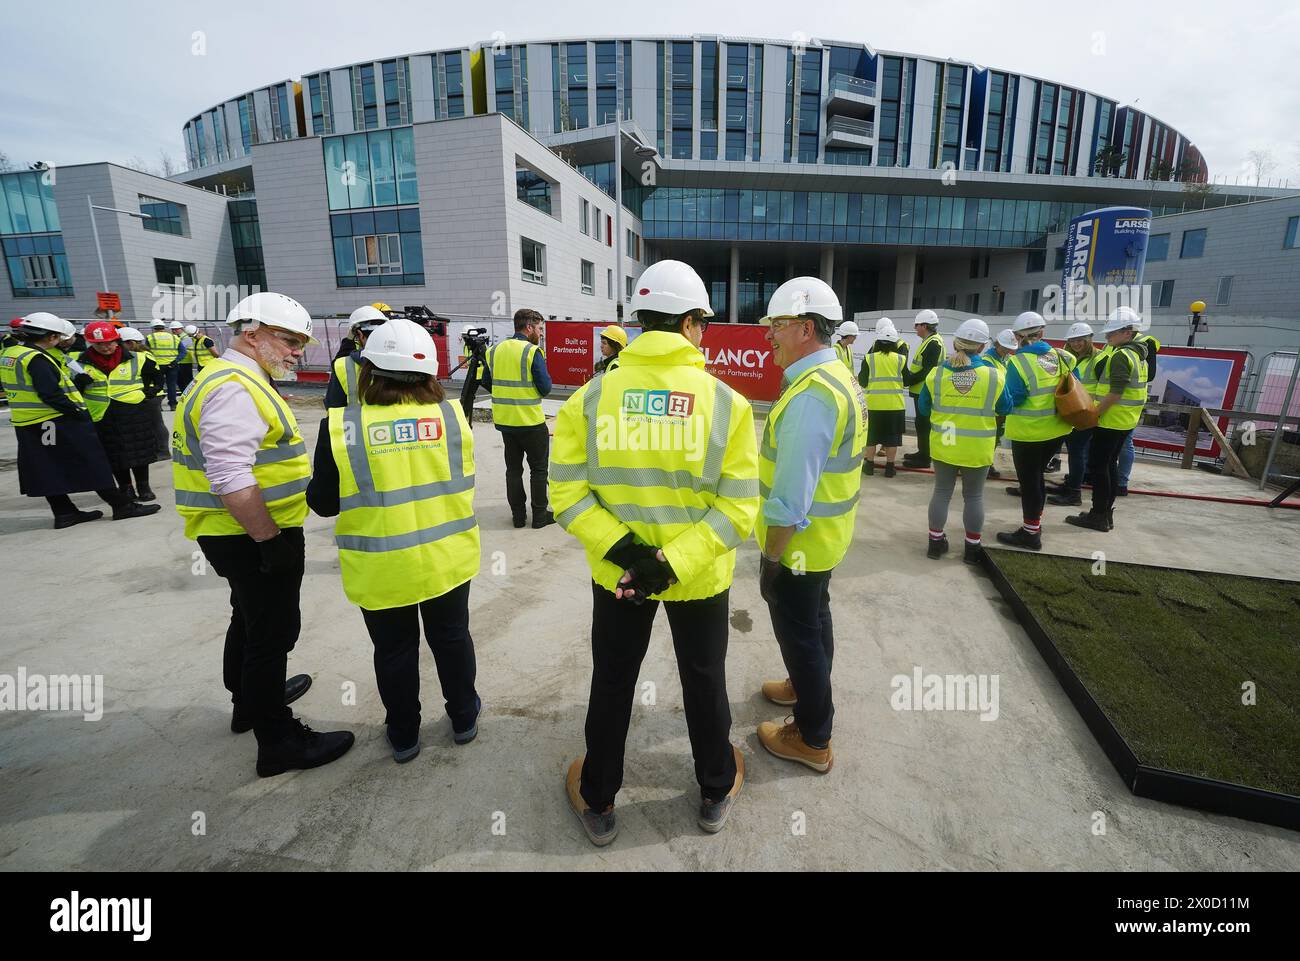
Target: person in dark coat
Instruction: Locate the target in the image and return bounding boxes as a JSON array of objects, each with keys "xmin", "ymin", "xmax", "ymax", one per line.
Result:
[
  {"xmin": 0, "ymin": 313, "xmax": 159, "ymax": 529},
  {"xmin": 75, "ymin": 322, "xmax": 168, "ymax": 502},
  {"xmin": 120, "ymin": 327, "xmax": 171, "ymax": 464}
]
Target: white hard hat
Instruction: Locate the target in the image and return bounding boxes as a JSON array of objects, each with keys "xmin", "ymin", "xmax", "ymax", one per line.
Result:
[
  {"xmin": 348, "ymin": 304, "xmax": 387, "ymax": 331},
  {"xmin": 953, "ymin": 318, "xmax": 990, "ymax": 345},
  {"xmin": 875, "ymin": 318, "xmax": 899, "ymax": 342},
  {"xmin": 630, "ymin": 260, "xmax": 714, "ymax": 319},
  {"xmin": 1012, "ymin": 311, "xmax": 1046, "ymax": 333},
  {"xmin": 184, "ymin": 324, "xmax": 198, "ymax": 336},
  {"xmin": 762, "ymin": 277, "xmax": 843, "ymax": 324},
  {"xmin": 226, "ymin": 292, "xmax": 317, "ymax": 343},
  {"xmin": 1103, "ymin": 306, "xmax": 1142, "ymax": 334},
  {"xmin": 995, "ymin": 329, "xmax": 1018, "ymax": 351},
  {"xmin": 836, "ymin": 320, "xmax": 860, "ymax": 338},
  {"xmin": 119, "ymin": 327, "xmax": 145, "ymax": 343},
  {"xmin": 361, "ymin": 317, "xmax": 438, "ymax": 377},
  {"xmin": 1065, "ymin": 322, "xmax": 1095, "ymax": 340},
  {"xmin": 150, "ymin": 320, "xmax": 166, "ymax": 328},
  {"xmin": 914, "ymin": 309, "xmax": 939, "ymax": 328},
  {"xmin": 168, "ymin": 321, "xmax": 183, "ymax": 330},
  {"xmin": 18, "ymin": 312, "xmax": 75, "ymax": 337}
]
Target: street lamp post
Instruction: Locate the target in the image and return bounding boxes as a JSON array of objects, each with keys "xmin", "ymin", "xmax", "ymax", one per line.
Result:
[
  {"xmin": 86, "ymin": 195, "xmax": 151, "ymax": 320},
  {"xmin": 1187, "ymin": 299, "xmax": 1207, "ymax": 347}
]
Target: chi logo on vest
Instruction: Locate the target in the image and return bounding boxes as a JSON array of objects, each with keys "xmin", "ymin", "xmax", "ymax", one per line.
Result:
[
  {"xmin": 367, "ymin": 417, "xmax": 444, "ymax": 447},
  {"xmin": 621, "ymin": 388, "xmax": 695, "ymax": 418}
]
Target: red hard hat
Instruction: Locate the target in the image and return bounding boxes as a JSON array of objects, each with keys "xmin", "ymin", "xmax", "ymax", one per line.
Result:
[
  {"xmin": 9, "ymin": 318, "xmax": 21, "ymax": 328},
  {"xmin": 85, "ymin": 321, "xmax": 120, "ymax": 343}
]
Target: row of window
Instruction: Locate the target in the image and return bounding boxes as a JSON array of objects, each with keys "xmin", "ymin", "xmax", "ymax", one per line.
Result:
[
  {"xmin": 3, "ymin": 234, "xmax": 72, "ymax": 297},
  {"xmin": 522, "ymin": 236, "xmax": 633, "ymax": 301},
  {"xmin": 330, "ymin": 210, "xmax": 424, "ymax": 287},
  {"xmin": 1, "ymin": 172, "xmax": 61, "ymax": 236},
  {"xmin": 322, "ymin": 128, "xmax": 419, "ymax": 211}
]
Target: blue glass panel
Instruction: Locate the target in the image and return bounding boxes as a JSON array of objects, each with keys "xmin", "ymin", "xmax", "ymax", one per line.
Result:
[{"xmin": 398, "ymin": 207, "xmax": 421, "ymax": 232}]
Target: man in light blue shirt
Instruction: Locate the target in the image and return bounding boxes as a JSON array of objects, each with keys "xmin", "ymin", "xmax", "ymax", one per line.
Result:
[{"xmin": 763, "ymin": 349, "xmax": 839, "ymax": 533}]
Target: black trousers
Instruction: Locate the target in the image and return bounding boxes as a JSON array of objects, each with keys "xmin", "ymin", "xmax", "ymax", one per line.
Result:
[
  {"xmin": 112, "ymin": 465, "xmax": 151, "ymax": 492},
  {"xmin": 501, "ymin": 424, "xmax": 550, "ymax": 519},
  {"xmin": 161, "ymin": 364, "xmax": 180, "ymax": 408},
  {"xmin": 581, "ymin": 581, "xmax": 736, "ymax": 811},
  {"xmin": 198, "ymin": 527, "xmax": 304, "ymax": 742},
  {"xmin": 45, "ymin": 488, "xmax": 129, "ymax": 517},
  {"xmin": 360, "ymin": 581, "xmax": 479, "ymax": 748},
  {"xmin": 1089, "ymin": 426, "xmax": 1132, "ymax": 517},
  {"xmin": 913, "ymin": 408, "xmax": 932, "ymax": 460},
  {"xmin": 177, "ymin": 364, "xmax": 194, "ymax": 392},
  {"xmin": 1011, "ymin": 438, "xmax": 1061, "ymax": 523},
  {"xmin": 765, "ymin": 566, "xmax": 835, "ymax": 747}
]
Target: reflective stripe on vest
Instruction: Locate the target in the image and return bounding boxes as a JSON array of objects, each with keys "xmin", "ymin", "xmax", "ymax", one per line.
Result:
[
  {"xmin": 334, "ymin": 353, "xmax": 361, "ymax": 403},
  {"xmin": 327, "ymin": 399, "xmax": 479, "ymax": 609},
  {"xmin": 926, "ymin": 363, "xmax": 1005, "ymax": 468},
  {"xmin": 835, "ymin": 342, "xmax": 853, "ymax": 370},
  {"xmin": 756, "ymin": 360, "xmax": 868, "ymax": 572},
  {"xmin": 0, "ymin": 345, "xmax": 87, "ymax": 427},
  {"xmin": 488, "ymin": 339, "xmax": 543, "ymax": 427},
  {"xmin": 1095, "ymin": 344, "xmax": 1149, "ymax": 430},
  {"xmin": 146, "ymin": 331, "xmax": 181, "ymax": 365},
  {"xmin": 907, "ymin": 333, "xmax": 946, "ymax": 395},
  {"xmin": 864, "ymin": 350, "xmax": 906, "ymax": 411},
  {"xmin": 1005, "ymin": 348, "xmax": 1072, "ymax": 442},
  {"xmin": 81, "ymin": 353, "xmax": 146, "ymax": 422},
  {"xmin": 171, "ymin": 359, "xmax": 310, "ymax": 538},
  {"xmin": 191, "ymin": 337, "xmax": 215, "ymax": 369}
]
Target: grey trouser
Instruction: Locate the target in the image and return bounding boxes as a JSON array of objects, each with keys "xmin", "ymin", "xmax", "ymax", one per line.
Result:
[{"xmin": 928, "ymin": 461, "xmax": 990, "ymax": 535}]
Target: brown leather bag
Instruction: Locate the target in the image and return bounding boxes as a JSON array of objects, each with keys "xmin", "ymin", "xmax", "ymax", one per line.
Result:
[{"xmin": 1055, "ymin": 358, "xmax": 1097, "ymax": 429}]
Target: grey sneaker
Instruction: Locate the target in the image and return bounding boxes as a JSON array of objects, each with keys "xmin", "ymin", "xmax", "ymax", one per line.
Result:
[
  {"xmin": 698, "ymin": 746, "xmax": 745, "ymax": 834},
  {"xmin": 566, "ymin": 757, "xmax": 618, "ymax": 846}
]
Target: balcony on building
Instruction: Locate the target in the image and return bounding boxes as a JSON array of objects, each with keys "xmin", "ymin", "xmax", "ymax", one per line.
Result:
[
  {"xmin": 826, "ymin": 73, "xmax": 876, "ymax": 117},
  {"xmin": 825, "ymin": 115, "xmax": 875, "ymax": 148}
]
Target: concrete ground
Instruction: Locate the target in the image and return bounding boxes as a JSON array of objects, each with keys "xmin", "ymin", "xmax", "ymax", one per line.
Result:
[{"xmin": 2, "ymin": 389, "xmax": 1298, "ymax": 871}]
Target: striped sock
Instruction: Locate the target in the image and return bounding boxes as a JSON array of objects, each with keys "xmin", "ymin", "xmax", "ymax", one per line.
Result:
[
  {"xmin": 965, "ymin": 532, "xmax": 982, "ymax": 545},
  {"xmin": 929, "ymin": 529, "xmax": 945, "ymax": 541},
  {"xmin": 1023, "ymin": 518, "xmax": 1041, "ymax": 534}
]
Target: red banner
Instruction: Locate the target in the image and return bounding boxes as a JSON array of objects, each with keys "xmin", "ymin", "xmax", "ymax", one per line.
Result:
[{"xmin": 544, "ymin": 321, "xmax": 600, "ymax": 388}]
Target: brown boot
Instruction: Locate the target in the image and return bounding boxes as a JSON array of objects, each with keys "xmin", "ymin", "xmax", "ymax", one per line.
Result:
[
  {"xmin": 761, "ymin": 678, "xmax": 797, "ymax": 707},
  {"xmin": 757, "ymin": 718, "xmax": 833, "ymax": 773}
]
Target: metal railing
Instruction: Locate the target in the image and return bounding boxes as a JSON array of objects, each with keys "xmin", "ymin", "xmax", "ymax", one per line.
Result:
[
  {"xmin": 828, "ymin": 73, "xmax": 877, "ymax": 101},
  {"xmin": 825, "ymin": 115, "xmax": 875, "ymax": 140}
]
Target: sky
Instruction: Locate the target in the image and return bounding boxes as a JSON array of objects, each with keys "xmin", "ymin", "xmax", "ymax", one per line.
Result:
[{"xmin": 1, "ymin": 0, "xmax": 1297, "ymax": 185}]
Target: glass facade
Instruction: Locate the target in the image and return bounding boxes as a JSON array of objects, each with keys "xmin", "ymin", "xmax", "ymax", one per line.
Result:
[
  {"xmin": 140, "ymin": 196, "xmax": 185, "ymax": 235},
  {"xmin": 330, "ymin": 207, "xmax": 424, "ymax": 287},
  {"xmin": 700, "ymin": 40, "xmax": 718, "ymax": 161},
  {"xmin": 228, "ymin": 199, "xmax": 266, "ymax": 292},
  {"xmin": 596, "ymin": 41, "xmax": 617, "ymax": 125},
  {"xmin": 354, "ymin": 64, "xmax": 379, "ymax": 130},
  {"xmin": 1180, "ymin": 228, "xmax": 1206, "ymax": 258},
  {"xmin": 517, "ymin": 167, "xmax": 553, "ymax": 214},
  {"xmin": 982, "ymin": 72, "xmax": 1017, "ymax": 172},
  {"xmin": 495, "ymin": 46, "xmax": 530, "ymax": 129},
  {"xmin": 578, "ymin": 160, "xmax": 615, "ymax": 198},
  {"xmin": 1147, "ymin": 232, "xmax": 1170, "ymax": 261},
  {"xmin": 671, "ymin": 41, "xmax": 694, "ymax": 160},
  {"xmin": 725, "ymin": 44, "xmax": 748, "ymax": 161},
  {"xmin": 323, "ymin": 128, "xmax": 419, "ymax": 210},
  {"xmin": 877, "ymin": 56, "xmax": 914, "ymax": 167},
  {"xmin": 443, "ymin": 52, "xmax": 465, "ymax": 118},
  {"xmin": 0, "ymin": 172, "xmax": 71, "ymax": 297}
]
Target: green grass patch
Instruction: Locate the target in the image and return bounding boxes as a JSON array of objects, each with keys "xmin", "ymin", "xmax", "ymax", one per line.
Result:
[{"xmin": 993, "ymin": 551, "xmax": 1300, "ymax": 798}]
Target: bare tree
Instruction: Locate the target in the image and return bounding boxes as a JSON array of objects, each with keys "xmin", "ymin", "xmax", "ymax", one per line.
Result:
[
  {"xmin": 0, "ymin": 150, "xmax": 13, "ymax": 172},
  {"xmin": 1245, "ymin": 148, "xmax": 1275, "ymax": 186},
  {"xmin": 157, "ymin": 149, "xmax": 178, "ymax": 177}
]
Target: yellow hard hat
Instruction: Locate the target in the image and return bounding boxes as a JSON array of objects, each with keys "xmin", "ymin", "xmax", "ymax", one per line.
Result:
[
  {"xmin": 371, "ymin": 302, "xmax": 393, "ymax": 313},
  {"xmin": 600, "ymin": 324, "xmax": 627, "ymax": 349}
]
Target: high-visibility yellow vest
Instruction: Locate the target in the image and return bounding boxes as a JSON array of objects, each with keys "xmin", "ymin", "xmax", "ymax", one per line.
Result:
[
  {"xmin": 146, "ymin": 331, "xmax": 181, "ymax": 365},
  {"xmin": 834, "ymin": 341, "xmax": 853, "ymax": 370},
  {"xmin": 172, "ymin": 359, "xmax": 311, "ymax": 539},
  {"xmin": 756, "ymin": 359, "xmax": 868, "ymax": 572},
  {"xmin": 0, "ymin": 345, "xmax": 88, "ymax": 427},
  {"xmin": 1094, "ymin": 343, "xmax": 1149, "ymax": 430},
  {"xmin": 864, "ymin": 350, "xmax": 907, "ymax": 411},
  {"xmin": 1133, "ymin": 333, "xmax": 1160, "ymax": 384},
  {"xmin": 1005, "ymin": 347, "xmax": 1073, "ymax": 443},
  {"xmin": 1072, "ymin": 349, "xmax": 1104, "ymax": 399},
  {"xmin": 333, "ymin": 353, "xmax": 361, "ymax": 403},
  {"xmin": 981, "ymin": 349, "xmax": 1010, "ymax": 372},
  {"xmin": 488, "ymin": 337, "xmax": 544, "ymax": 427},
  {"xmin": 80, "ymin": 352, "xmax": 147, "ymax": 422},
  {"xmin": 327, "ymin": 398, "xmax": 480, "ymax": 610},
  {"xmin": 190, "ymin": 336, "xmax": 216, "ymax": 369},
  {"xmin": 907, "ymin": 333, "xmax": 946, "ymax": 396},
  {"xmin": 925, "ymin": 362, "xmax": 1006, "ymax": 469},
  {"xmin": 549, "ymin": 330, "xmax": 759, "ymax": 601}
]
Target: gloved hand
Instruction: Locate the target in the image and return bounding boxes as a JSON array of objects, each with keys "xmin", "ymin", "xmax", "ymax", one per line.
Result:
[
  {"xmin": 257, "ymin": 531, "xmax": 299, "ymax": 575},
  {"xmin": 759, "ymin": 554, "xmax": 782, "ymax": 605},
  {"xmin": 604, "ymin": 532, "xmax": 658, "ymax": 572}
]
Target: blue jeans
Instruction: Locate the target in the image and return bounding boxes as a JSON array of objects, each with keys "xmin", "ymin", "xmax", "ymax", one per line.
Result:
[
  {"xmin": 766, "ymin": 566, "xmax": 835, "ymax": 747},
  {"xmin": 1064, "ymin": 429, "xmax": 1093, "ymax": 491},
  {"xmin": 161, "ymin": 364, "xmax": 180, "ymax": 408},
  {"xmin": 1118, "ymin": 432, "xmax": 1135, "ymax": 488}
]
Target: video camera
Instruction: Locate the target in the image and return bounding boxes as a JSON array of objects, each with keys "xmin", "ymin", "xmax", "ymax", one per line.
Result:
[{"xmin": 462, "ymin": 326, "xmax": 491, "ymax": 355}]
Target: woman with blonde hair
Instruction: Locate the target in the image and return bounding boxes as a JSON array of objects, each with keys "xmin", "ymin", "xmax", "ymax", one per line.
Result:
[{"xmin": 916, "ymin": 319, "xmax": 1010, "ymax": 563}]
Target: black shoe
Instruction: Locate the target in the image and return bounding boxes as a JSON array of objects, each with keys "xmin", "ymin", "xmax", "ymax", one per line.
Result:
[
  {"xmin": 963, "ymin": 542, "xmax": 985, "ymax": 565},
  {"xmin": 136, "ymin": 487, "xmax": 157, "ymax": 502},
  {"xmin": 453, "ymin": 695, "xmax": 482, "ymax": 745},
  {"xmin": 232, "ymin": 674, "xmax": 314, "ymax": 733},
  {"xmin": 512, "ymin": 515, "xmax": 526, "ymax": 529},
  {"xmin": 121, "ymin": 486, "xmax": 138, "ymax": 501},
  {"xmin": 1005, "ymin": 486, "xmax": 1021, "ymax": 497},
  {"xmin": 862, "ymin": 461, "xmax": 875, "ymax": 475},
  {"xmin": 1065, "ymin": 511, "xmax": 1111, "ymax": 532},
  {"xmin": 926, "ymin": 536, "xmax": 950, "ymax": 559},
  {"xmin": 1116, "ymin": 487, "xmax": 1129, "ymax": 497},
  {"xmin": 884, "ymin": 463, "xmax": 897, "ymax": 478},
  {"xmin": 255, "ymin": 718, "xmax": 355, "ymax": 777},
  {"xmin": 987, "ymin": 468, "xmax": 1001, "ymax": 480},
  {"xmin": 53, "ymin": 510, "xmax": 103, "ymax": 530},
  {"xmin": 532, "ymin": 510, "xmax": 555, "ymax": 529},
  {"xmin": 388, "ymin": 731, "xmax": 420, "ymax": 764},
  {"xmin": 112, "ymin": 502, "xmax": 162, "ymax": 520},
  {"xmin": 902, "ymin": 451, "xmax": 925, "ymax": 465},
  {"xmin": 1047, "ymin": 489, "xmax": 1082, "ymax": 507},
  {"xmin": 996, "ymin": 527, "xmax": 1042, "ymax": 551}
]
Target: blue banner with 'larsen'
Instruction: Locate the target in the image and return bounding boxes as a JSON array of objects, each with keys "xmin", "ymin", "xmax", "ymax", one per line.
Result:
[{"xmin": 1060, "ymin": 206, "xmax": 1152, "ymax": 321}]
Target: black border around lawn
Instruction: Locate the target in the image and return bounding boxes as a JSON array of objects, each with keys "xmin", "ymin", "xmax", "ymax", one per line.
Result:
[{"xmin": 982, "ymin": 548, "xmax": 1300, "ymax": 833}]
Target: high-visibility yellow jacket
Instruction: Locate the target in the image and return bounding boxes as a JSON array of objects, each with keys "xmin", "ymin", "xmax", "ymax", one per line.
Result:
[
  {"xmin": 488, "ymin": 337, "xmax": 544, "ymax": 427},
  {"xmin": 1005, "ymin": 346, "xmax": 1074, "ymax": 443},
  {"xmin": 1092, "ymin": 343, "xmax": 1149, "ymax": 430},
  {"xmin": 79, "ymin": 351, "xmax": 147, "ymax": 421},
  {"xmin": 835, "ymin": 341, "xmax": 853, "ymax": 370},
  {"xmin": 755, "ymin": 358, "xmax": 868, "ymax": 572},
  {"xmin": 172, "ymin": 359, "xmax": 311, "ymax": 539},
  {"xmin": 549, "ymin": 330, "xmax": 759, "ymax": 601},
  {"xmin": 333, "ymin": 353, "xmax": 361, "ymax": 404},
  {"xmin": 146, "ymin": 330, "xmax": 182, "ymax": 365},
  {"xmin": 327, "ymin": 398, "xmax": 479, "ymax": 610},
  {"xmin": 863, "ymin": 350, "xmax": 907, "ymax": 411},
  {"xmin": 925, "ymin": 362, "xmax": 1006, "ymax": 469},
  {"xmin": 0, "ymin": 345, "xmax": 87, "ymax": 426},
  {"xmin": 907, "ymin": 333, "xmax": 946, "ymax": 396}
]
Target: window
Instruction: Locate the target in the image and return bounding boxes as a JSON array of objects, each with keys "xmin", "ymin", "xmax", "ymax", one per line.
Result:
[
  {"xmin": 522, "ymin": 237, "xmax": 546, "ymax": 284},
  {"xmin": 1285, "ymin": 216, "xmax": 1299, "ymax": 249},
  {"xmin": 1180, "ymin": 228, "xmax": 1206, "ymax": 259},
  {"xmin": 353, "ymin": 234, "xmax": 403, "ymax": 276},
  {"xmin": 154, "ymin": 259, "xmax": 196, "ymax": 286},
  {"xmin": 1052, "ymin": 246, "xmax": 1065, "ymax": 271},
  {"xmin": 1216, "ymin": 276, "xmax": 1233, "ymax": 306},
  {"xmin": 593, "ymin": 209, "xmax": 601, "ymax": 243},
  {"xmin": 580, "ymin": 198, "xmax": 589, "ymax": 235},
  {"xmin": 965, "ymin": 292, "xmax": 980, "ymax": 313},
  {"xmin": 323, "ymin": 128, "xmax": 418, "ymax": 210},
  {"xmin": 969, "ymin": 256, "xmax": 980, "ymax": 279},
  {"xmin": 994, "ymin": 289, "xmax": 1006, "ymax": 312},
  {"xmin": 139, "ymin": 196, "xmax": 185, "ymax": 235},
  {"xmin": 606, "ymin": 214, "xmax": 613, "ymax": 247},
  {"xmin": 1147, "ymin": 233, "xmax": 1170, "ymax": 261},
  {"xmin": 1156, "ymin": 279, "xmax": 1174, "ymax": 307},
  {"xmin": 580, "ymin": 259, "xmax": 594, "ymax": 295},
  {"xmin": 1026, "ymin": 250, "xmax": 1046, "ymax": 273},
  {"xmin": 607, "ymin": 268, "xmax": 613, "ymax": 299},
  {"xmin": 20, "ymin": 254, "xmax": 59, "ymax": 288},
  {"xmin": 626, "ymin": 275, "xmax": 634, "ymax": 302},
  {"xmin": 516, "ymin": 165, "xmax": 553, "ymax": 215},
  {"xmin": 330, "ymin": 208, "xmax": 423, "ymax": 287},
  {"xmin": 944, "ymin": 294, "xmax": 958, "ymax": 310},
  {"xmin": 1023, "ymin": 288, "xmax": 1040, "ymax": 311}
]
